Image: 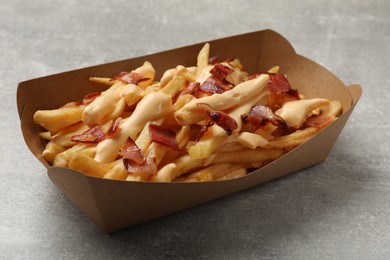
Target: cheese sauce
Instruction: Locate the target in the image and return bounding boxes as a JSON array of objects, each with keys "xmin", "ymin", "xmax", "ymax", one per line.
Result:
[
  {"xmin": 94, "ymin": 91, "xmax": 173, "ymax": 163},
  {"xmin": 275, "ymin": 98, "xmax": 330, "ymax": 128}
]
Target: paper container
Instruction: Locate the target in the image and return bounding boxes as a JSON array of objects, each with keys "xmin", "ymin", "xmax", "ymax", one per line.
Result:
[{"xmin": 17, "ymin": 29, "xmax": 362, "ymax": 233}]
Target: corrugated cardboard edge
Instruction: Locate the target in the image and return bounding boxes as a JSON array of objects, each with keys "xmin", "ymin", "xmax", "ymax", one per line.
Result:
[{"xmin": 18, "ymin": 29, "xmax": 363, "ymax": 233}]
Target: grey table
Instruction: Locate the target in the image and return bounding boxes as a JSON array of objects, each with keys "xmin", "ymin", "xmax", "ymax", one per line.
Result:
[{"xmin": 1, "ymin": 0, "xmax": 389, "ymax": 259}]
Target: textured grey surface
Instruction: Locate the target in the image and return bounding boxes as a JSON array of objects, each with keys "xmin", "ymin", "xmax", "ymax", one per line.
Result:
[{"xmin": 1, "ymin": 0, "xmax": 389, "ymax": 259}]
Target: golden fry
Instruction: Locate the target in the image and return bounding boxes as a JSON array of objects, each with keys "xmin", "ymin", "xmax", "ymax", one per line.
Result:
[{"xmin": 34, "ymin": 106, "xmax": 84, "ymax": 134}]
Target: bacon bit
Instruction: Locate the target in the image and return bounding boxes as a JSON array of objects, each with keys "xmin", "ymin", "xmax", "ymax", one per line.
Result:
[
  {"xmin": 200, "ymin": 77, "xmax": 232, "ymax": 94},
  {"xmin": 149, "ymin": 124, "xmax": 180, "ymax": 151},
  {"xmin": 111, "ymin": 71, "xmax": 150, "ymax": 85},
  {"xmin": 61, "ymin": 101, "xmax": 82, "ymax": 108},
  {"xmin": 303, "ymin": 114, "xmax": 333, "ymax": 129},
  {"xmin": 208, "ymin": 55, "xmax": 219, "ymax": 65},
  {"xmin": 209, "ymin": 64, "xmax": 234, "ymax": 81},
  {"xmin": 197, "ymin": 103, "xmax": 238, "ymax": 136},
  {"xmin": 268, "ymin": 74, "xmax": 291, "ymax": 92},
  {"xmin": 195, "ymin": 120, "xmax": 214, "ymax": 141},
  {"xmin": 118, "ymin": 137, "xmax": 145, "ymax": 164},
  {"xmin": 180, "ymin": 82, "xmax": 202, "ymax": 97},
  {"xmin": 71, "ymin": 125, "xmax": 105, "ymax": 143},
  {"xmin": 82, "ymin": 91, "xmax": 101, "ymax": 105},
  {"xmin": 123, "ymin": 157, "xmax": 157, "ymax": 178},
  {"xmin": 107, "ymin": 117, "xmax": 122, "ymax": 136},
  {"xmin": 241, "ymin": 105, "xmax": 288, "ymax": 129},
  {"xmin": 266, "ymin": 89, "xmax": 300, "ymax": 111}
]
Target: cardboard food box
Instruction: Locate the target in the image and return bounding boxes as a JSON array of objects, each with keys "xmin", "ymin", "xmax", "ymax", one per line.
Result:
[{"xmin": 17, "ymin": 29, "xmax": 362, "ymax": 233}]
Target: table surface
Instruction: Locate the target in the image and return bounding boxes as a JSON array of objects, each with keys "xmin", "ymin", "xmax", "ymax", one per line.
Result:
[{"xmin": 1, "ymin": 0, "xmax": 389, "ymax": 259}]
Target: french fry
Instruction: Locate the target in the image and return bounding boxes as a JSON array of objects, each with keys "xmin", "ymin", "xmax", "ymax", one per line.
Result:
[
  {"xmin": 216, "ymin": 168, "xmax": 247, "ymax": 181},
  {"xmin": 135, "ymin": 122, "xmax": 152, "ymax": 153},
  {"xmin": 69, "ymin": 150, "xmax": 108, "ymax": 178},
  {"xmin": 89, "ymin": 77, "xmax": 117, "ymax": 86},
  {"xmin": 267, "ymin": 65, "xmax": 280, "ymax": 74},
  {"xmin": 42, "ymin": 141, "xmax": 66, "ymax": 162},
  {"xmin": 146, "ymin": 142, "xmax": 169, "ymax": 166},
  {"xmin": 196, "ymin": 43, "xmax": 210, "ymax": 76},
  {"xmin": 152, "ymin": 155, "xmax": 204, "ymax": 182},
  {"xmin": 237, "ymin": 132, "xmax": 269, "ymax": 149},
  {"xmin": 211, "ymin": 148, "xmax": 284, "ymax": 164},
  {"xmin": 39, "ymin": 131, "xmax": 52, "ymax": 141},
  {"xmin": 266, "ymin": 127, "xmax": 319, "ymax": 150},
  {"xmin": 34, "ymin": 105, "xmax": 85, "ymax": 134},
  {"xmin": 121, "ymin": 84, "xmax": 144, "ymax": 107},
  {"xmin": 161, "ymin": 76, "xmax": 186, "ymax": 97},
  {"xmin": 104, "ymin": 159, "xmax": 127, "ymax": 180},
  {"xmin": 188, "ymin": 163, "xmax": 247, "ymax": 181},
  {"xmin": 51, "ymin": 122, "xmax": 88, "ymax": 147},
  {"xmin": 322, "ymin": 100, "xmax": 342, "ymax": 117},
  {"xmin": 53, "ymin": 143, "xmax": 93, "ymax": 167},
  {"xmin": 160, "ymin": 68, "xmax": 175, "ymax": 88},
  {"xmin": 173, "ymin": 94, "xmax": 195, "ymax": 111},
  {"xmin": 134, "ymin": 61, "xmax": 155, "ymax": 88}
]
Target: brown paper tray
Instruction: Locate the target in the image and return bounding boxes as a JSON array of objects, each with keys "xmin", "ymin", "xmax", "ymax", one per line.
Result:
[{"xmin": 17, "ymin": 29, "xmax": 362, "ymax": 233}]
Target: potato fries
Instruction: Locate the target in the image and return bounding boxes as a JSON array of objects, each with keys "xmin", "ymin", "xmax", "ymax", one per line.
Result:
[{"xmin": 33, "ymin": 44, "xmax": 341, "ymax": 182}]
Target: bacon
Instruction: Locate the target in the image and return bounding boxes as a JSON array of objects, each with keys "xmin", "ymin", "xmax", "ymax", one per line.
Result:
[
  {"xmin": 82, "ymin": 91, "xmax": 101, "ymax": 105},
  {"xmin": 149, "ymin": 124, "xmax": 180, "ymax": 151},
  {"xmin": 241, "ymin": 105, "xmax": 288, "ymax": 128},
  {"xmin": 267, "ymin": 74, "xmax": 291, "ymax": 92},
  {"xmin": 111, "ymin": 71, "xmax": 149, "ymax": 85},
  {"xmin": 303, "ymin": 114, "xmax": 333, "ymax": 129},
  {"xmin": 197, "ymin": 103, "xmax": 238, "ymax": 135},
  {"xmin": 123, "ymin": 157, "xmax": 157, "ymax": 178},
  {"xmin": 107, "ymin": 117, "xmax": 122, "ymax": 136},
  {"xmin": 266, "ymin": 89, "xmax": 300, "ymax": 111},
  {"xmin": 209, "ymin": 63, "xmax": 234, "ymax": 81},
  {"xmin": 119, "ymin": 137, "xmax": 157, "ymax": 178},
  {"xmin": 200, "ymin": 77, "xmax": 232, "ymax": 94},
  {"xmin": 118, "ymin": 137, "xmax": 145, "ymax": 164},
  {"xmin": 208, "ymin": 55, "xmax": 219, "ymax": 65},
  {"xmin": 71, "ymin": 125, "xmax": 105, "ymax": 143},
  {"xmin": 195, "ymin": 121, "xmax": 214, "ymax": 141},
  {"xmin": 180, "ymin": 82, "xmax": 202, "ymax": 98}
]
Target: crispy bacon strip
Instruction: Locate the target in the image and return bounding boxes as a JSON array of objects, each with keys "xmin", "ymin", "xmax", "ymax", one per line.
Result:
[
  {"xmin": 82, "ymin": 91, "xmax": 101, "ymax": 105},
  {"xmin": 111, "ymin": 71, "xmax": 149, "ymax": 85},
  {"xmin": 241, "ymin": 105, "xmax": 288, "ymax": 128},
  {"xmin": 71, "ymin": 125, "xmax": 105, "ymax": 143},
  {"xmin": 303, "ymin": 114, "xmax": 333, "ymax": 129},
  {"xmin": 209, "ymin": 63, "xmax": 234, "ymax": 81},
  {"xmin": 124, "ymin": 157, "xmax": 157, "ymax": 178},
  {"xmin": 180, "ymin": 82, "xmax": 202, "ymax": 98},
  {"xmin": 208, "ymin": 55, "xmax": 219, "ymax": 65},
  {"xmin": 197, "ymin": 103, "xmax": 238, "ymax": 135},
  {"xmin": 267, "ymin": 74, "xmax": 291, "ymax": 92},
  {"xmin": 118, "ymin": 137, "xmax": 145, "ymax": 164},
  {"xmin": 196, "ymin": 121, "xmax": 214, "ymax": 141},
  {"xmin": 267, "ymin": 89, "xmax": 300, "ymax": 111},
  {"xmin": 199, "ymin": 77, "xmax": 232, "ymax": 94},
  {"xmin": 198, "ymin": 64, "xmax": 234, "ymax": 94},
  {"xmin": 149, "ymin": 124, "xmax": 180, "ymax": 151},
  {"xmin": 107, "ymin": 117, "xmax": 122, "ymax": 136}
]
